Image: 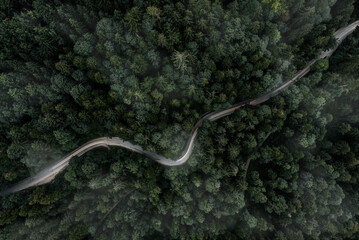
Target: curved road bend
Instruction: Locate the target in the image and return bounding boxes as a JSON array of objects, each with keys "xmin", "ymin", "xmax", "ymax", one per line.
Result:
[{"xmin": 1, "ymin": 20, "xmax": 359, "ymax": 197}]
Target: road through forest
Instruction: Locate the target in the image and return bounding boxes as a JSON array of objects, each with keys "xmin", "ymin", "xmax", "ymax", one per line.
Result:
[{"xmin": 1, "ymin": 20, "xmax": 359, "ymax": 197}]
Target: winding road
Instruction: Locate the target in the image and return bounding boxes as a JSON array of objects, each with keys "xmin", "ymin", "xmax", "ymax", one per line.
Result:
[{"xmin": 1, "ymin": 20, "xmax": 358, "ymax": 197}]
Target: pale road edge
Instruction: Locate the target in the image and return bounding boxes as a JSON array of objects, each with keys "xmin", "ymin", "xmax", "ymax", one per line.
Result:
[{"xmin": 1, "ymin": 20, "xmax": 359, "ymax": 197}]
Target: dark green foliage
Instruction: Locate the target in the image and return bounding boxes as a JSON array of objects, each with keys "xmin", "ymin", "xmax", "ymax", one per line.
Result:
[{"xmin": 0, "ymin": 0, "xmax": 359, "ymax": 239}]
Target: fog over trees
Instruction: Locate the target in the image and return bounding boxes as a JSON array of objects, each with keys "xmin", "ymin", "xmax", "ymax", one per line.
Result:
[{"xmin": 1, "ymin": 0, "xmax": 359, "ymax": 239}]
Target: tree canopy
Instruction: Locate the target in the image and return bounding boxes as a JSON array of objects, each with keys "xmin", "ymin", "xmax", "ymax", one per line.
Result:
[{"xmin": 1, "ymin": 0, "xmax": 359, "ymax": 239}]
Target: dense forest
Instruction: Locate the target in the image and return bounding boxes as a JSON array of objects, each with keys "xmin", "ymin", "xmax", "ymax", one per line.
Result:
[{"xmin": 1, "ymin": 0, "xmax": 359, "ymax": 239}]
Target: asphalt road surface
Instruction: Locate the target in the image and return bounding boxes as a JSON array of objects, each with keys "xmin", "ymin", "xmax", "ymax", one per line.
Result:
[{"xmin": 1, "ymin": 20, "xmax": 358, "ymax": 197}]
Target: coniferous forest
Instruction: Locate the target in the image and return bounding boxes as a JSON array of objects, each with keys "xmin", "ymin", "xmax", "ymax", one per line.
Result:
[{"xmin": 1, "ymin": 0, "xmax": 359, "ymax": 239}]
